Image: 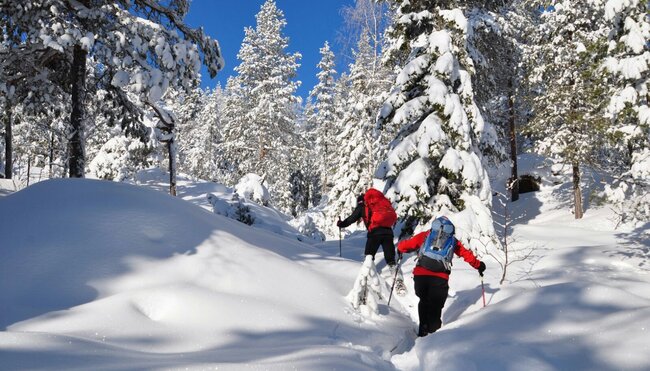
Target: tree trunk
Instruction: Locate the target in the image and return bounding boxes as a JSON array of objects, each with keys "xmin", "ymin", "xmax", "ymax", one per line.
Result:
[
  {"xmin": 26, "ymin": 157, "xmax": 31, "ymax": 187},
  {"xmin": 508, "ymin": 79, "xmax": 519, "ymax": 202},
  {"xmin": 68, "ymin": 44, "xmax": 87, "ymax": 178},
  {"xmin": 572, "ymin": 163, "xmax": 583, "ymax": 219},
  {"xmin": 167, "ymin": 139, "xmax": 177, "ymax": 196},
  {"xmin": 4, "ymin": 100, "xmax": 12, "ymax": 179},
  {"xmin": 49, "ymin": 130, "xmax": 55, "ymax": 178},
  {"xmin": 500, "ymin": 195, "xmax": 509, "ymax": 285}
]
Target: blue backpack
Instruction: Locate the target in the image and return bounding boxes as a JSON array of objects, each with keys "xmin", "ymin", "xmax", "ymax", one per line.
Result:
[{"xmin": 417, "ymin": 216, "xmax": 456, "ymax": 273}]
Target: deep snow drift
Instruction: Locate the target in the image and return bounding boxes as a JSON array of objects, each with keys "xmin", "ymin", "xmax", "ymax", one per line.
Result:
[
  {"xmin": 0, "ymin": 179, "xmax": 413, "ymax": 370},
  {"xmin": 1, "ymin": 159, "xmax": 649, "ymax": 370}
]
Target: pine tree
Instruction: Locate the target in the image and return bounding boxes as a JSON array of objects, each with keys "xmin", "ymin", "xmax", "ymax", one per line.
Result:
[
  {"xmin": 307, "ymin": 41, "xmax": 338, "ymax": 195},
  {"xmin": 466, "ymin": 2, "xmax": 526, "ymax": 200},
  {"xmin": 376, "ymin": 1, "xmax": 501, "ymax": 253},
  {"xmin": 1, "ymin": 0, "xmax": 224, "ymax": 185},
  {"xmin": 221, "ymin": 0, "xmax": 301, "ymax": 213},
  {"xmin": 524, "ymin": 1, "xmax": 610, "ymax": 219},
  {"xmin": 602, "ymin": 0, "xmax": 650, "ymax": 226},
  {"xmin": 220, "ymin": 77, "xmax": 249, "ymax": 186},
  {"xmin": 195, "ymin": 87, "xmax": 226, "ymax": 182}
]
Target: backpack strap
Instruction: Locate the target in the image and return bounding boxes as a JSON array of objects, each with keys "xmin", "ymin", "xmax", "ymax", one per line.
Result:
[
  {"xmin": 419, "ymin": 223, "xmax": 443, "ymax": 260},
  {"xmin": 416, "ymin": 218, "xmax": 456, "ymax": 273}
]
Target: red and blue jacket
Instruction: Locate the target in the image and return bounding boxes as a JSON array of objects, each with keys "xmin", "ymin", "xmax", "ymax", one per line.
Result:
[{"xmin": 398, "ymin": 230, "xmax": 481, "ymax": 280}]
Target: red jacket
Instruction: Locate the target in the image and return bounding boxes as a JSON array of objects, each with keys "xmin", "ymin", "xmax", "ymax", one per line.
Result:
[{"xmin": 398, "ymin": 230, "xmax": 481, "ymax": 280}]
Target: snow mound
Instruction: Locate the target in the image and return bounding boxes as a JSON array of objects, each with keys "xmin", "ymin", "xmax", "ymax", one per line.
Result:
[
  {"xmin": 0, "ymin": 179, "xmax": 414, "ymax": 369},
  {"xmin": 235, "ymin": 173, "xmax": 270, "ymax": 205},
  {"xmin": 346, "ymin": 256, "xmax": 389, "ymax": 317},
  {"xmin": 132, "ymin": 168, "xmax": 316, "ymax": 242}
]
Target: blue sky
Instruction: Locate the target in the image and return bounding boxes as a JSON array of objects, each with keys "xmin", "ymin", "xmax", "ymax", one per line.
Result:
[{"xmin": 185, "ymin": 0, "xmax": 355, "ymax": 99}]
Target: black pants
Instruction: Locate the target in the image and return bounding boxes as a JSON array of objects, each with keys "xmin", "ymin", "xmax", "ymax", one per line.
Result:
[
  {"xmin": 365, "ymin": 233, "xmax": 396, "ymax": 266},
  {"xmin": 414, "ymin": 275, "xmax": 449, "ymax": 336}
]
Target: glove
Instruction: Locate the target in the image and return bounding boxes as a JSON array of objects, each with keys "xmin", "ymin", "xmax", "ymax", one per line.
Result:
[
  {"xmin": 398, "ymin": 251, "xmax": 403, "ymax": 261},
  {"xmin": 478, "ymin": 261, "xmax": 486, "ymax": 276},
  {"xmin": 336, "ymin": 220, "xmax": 342, "ymax": 228}
]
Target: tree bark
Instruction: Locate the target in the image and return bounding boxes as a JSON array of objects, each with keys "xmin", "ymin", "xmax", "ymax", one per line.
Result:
[
  {"xmin": 167, "ymin": 139, "xmax": 177, "ymax": 196},
  {"xmin": 572, "ymin": 163, "xmax": 583, "ymax": 219},
  {"xmin": 26, "ymin": 157, "xmax": 31, "ymax": 187},
  {"xmin": 68, "ymin": 44, "xmax": 87, "ymax": 178},
  {"xmin": 500, "ymin": 195, "xmax": 509, "ymax": 285},
  {"xmin": 508, "ymin": 79, "xmax": 519, "ymax": 202},
  {"xmin": 49, "ymin": 130, "xmax": 55, "ymax": 178},
  {"xmin": 4, "ymin": 100, "xmax": 12, "ymax": 179}
]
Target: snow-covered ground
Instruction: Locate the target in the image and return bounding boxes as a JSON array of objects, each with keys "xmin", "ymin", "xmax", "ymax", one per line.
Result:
[{"xmin": 1, "ymin": 158, "xmax": 649, "ymax": 370}]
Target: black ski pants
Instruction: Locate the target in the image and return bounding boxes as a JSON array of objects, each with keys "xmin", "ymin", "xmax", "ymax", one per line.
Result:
[
  {"xmin": 365, "ymin": 232, "xmax": 396, "ymax": 266},
  {"xmin": 414, "ymin": 275, "xmax": 449, "ymax": 336}
]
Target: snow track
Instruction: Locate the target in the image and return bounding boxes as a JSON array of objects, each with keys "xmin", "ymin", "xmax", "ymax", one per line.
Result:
[{"xmin": 1, "ymin": 164, "xmax": 648, "ymax": 370}]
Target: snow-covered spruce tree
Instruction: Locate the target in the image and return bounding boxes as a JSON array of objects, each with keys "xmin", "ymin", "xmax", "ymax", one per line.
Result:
[
  {"xmin": 295, "ymin": 101, "xmax": 323, "ymax": 209},
  {"xmin": 219, "ymin": 77, "xmax": 249, "ymax": 186},
  {"xmin": 190, "ymin": 86, "xmax": 225, "ymax": 182},
  {"xmin": 602, "ymin": 0, "xmax": 650, "ymax": 226},
  {"xmin": 288, "ymin": 169, "xmax": 309, "ymax": 217},
  {"xmin": 221, "ymin": 0, "xmax": 301, "ymax": 213},
  {"xmin": 2, "ymin": 0, "xmax": 223, "ymax": 184},
  {"xmin": 464, "ymin": 2, "xmax": 527, "ymax": 200},
  {"xmin": 285, "ymin": 100, "xmax": 309, "ymax": 214},
  {"xmin": 287, "ymin": 102, "xmax": 315, "ymax": 216},
  {"xmin": 376, "ymin": 1, "xmax": 502, "ymax": 254},
  {"xmin": 325, "ymin": 29, "xmax": 394, "ymax": 236},
  {"xmin": 524, "ymin": 1, "xmax": 610, "ymax": 219},
  {"xmin": 305, "ymin": 70, "xmax": 351, "ymax": 211},
  {"xmin": 307, "ymin": 41, "xmax": 338, "ymax": 195}
]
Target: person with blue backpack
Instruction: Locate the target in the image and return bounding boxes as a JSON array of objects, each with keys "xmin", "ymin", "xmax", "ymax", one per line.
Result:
[{"xmin": 397, "ymin": 216, "xmax": 486, "ymax": 336}]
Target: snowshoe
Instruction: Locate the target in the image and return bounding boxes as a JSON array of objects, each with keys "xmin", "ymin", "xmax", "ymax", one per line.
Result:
[
  {"xmin": 389, "ymin": 265, "xmax": 407, "ymax": 296},
  {"xmin": 395, "ymin": 277, "xmax": 407, "ymax": 296},
  {"xmin": 359, "ymin": 279, "xmax": 368, "ymax": 305}
]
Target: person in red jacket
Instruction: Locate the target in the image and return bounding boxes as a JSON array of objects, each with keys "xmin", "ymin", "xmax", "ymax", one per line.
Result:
[
  {"xmin": 337, "ymin": 189, "xmax": 398, "ymax": 268},
  {"xmin": 398, "ymin": 217, "xmax": 486, "ymax": 336}
]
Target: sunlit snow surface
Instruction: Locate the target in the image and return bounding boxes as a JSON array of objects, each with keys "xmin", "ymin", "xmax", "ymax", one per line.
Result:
[
  {"xmin": 0, "ymin": 177, "xmax": 412, "ymax": 370},
  {"xmin": 1, "ymin": 155, "xmax": 649, "ymax": 370}
]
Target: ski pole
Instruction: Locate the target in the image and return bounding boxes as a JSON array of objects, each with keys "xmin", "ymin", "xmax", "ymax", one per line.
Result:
[
  {"xmin": 338, "ymin": 217, "xmax": 342, "ymax": 257},
  {"xmin": 480, "ymin": 273, "xmax": 486, "ymax": 307},
  {"xmin": 387, "ymin": 255, "xmax": 402, "ymax": 307}
]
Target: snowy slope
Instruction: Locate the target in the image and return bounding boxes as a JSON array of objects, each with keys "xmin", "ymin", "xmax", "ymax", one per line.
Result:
[
  {"xmin": 130, "ymin": 169, "xmax": 318, "ymax": 242},
  {"xmin": 1, "ymin": 156, "xmax": 649, "ymax": 370},
  {"xmin": 393, "ymin": 206, "xmax": 650, "ymax": 371},
  {"xmin": 390, "ymin": 156, "xmax": 650, "ymax": 370},
  {"xmin": 0, "ymin": 178, "xmax": 413, "ymax": 370}
]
